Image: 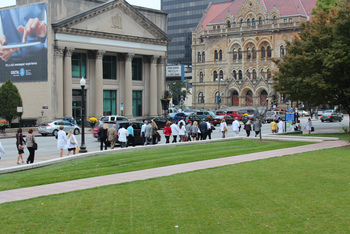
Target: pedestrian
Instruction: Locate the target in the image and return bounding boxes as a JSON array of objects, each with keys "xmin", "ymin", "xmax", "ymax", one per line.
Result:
[
  {"xmin": 207, "ymin": 119, "xmax": 214, "ymax": 140},
  {"xmin": 199, "ymin": 118, "xmax": 208, "ymax": 140},
  {"xmin": 190, "ymin": 121, "xmax": 199, "ymax": 141},
  {"xmin": 144, "ymin": 121, "xmax": 153, "ymax": 146},
  {"xmin": 244, "ymin": 119, "xmax": 252, "ymax": 137},
  {"xmin": 141, "ymin": 121, "xmax": 148, "ymax": 145},
  {"xmin": 98, "ymin": 124, "xmax": 108, "ymax": 150},
  {"xmin": 163, "ymin": 122, "xmax": 172, "ymax": 143},
  {"xmin": 177, "ymin": 117, "xmax": 185, "ymax": 127},
  {"xmin": 170, "ymin": 121, "xmax": 179, "ymax": 143},
  {"xmin": 127, "ymin": 122, "xmax": 135, "ymax": 147},
  {"xmin": 16, "ymin": 128, "xmax": 25, "ymax": 164},
  {"xmin": 304, "ymin": 117, "xmax": 313, "ymax": 134},
  {"xmin": 118, "ymin": 125, "xmax": 129, "ymax": 148},
  {"xmin": 57, "ymin": 126, "xmax": 67, "ymax": 157},
  {"xmin": 178, "ymin": 121, "xmax": 186, "ymax": 142},
  {"xmin": 290, "ymin": 121, "xmax": 296, "ymax": 132},
  {"xmin": 296, "ymin": 120, "xmax": 301, "ymax": 131},
  {"xmin": 232, "ymin": 117, "xmax": 241, "ymax": 137},
  {"xmin": 151, "ymin": 121, "xmax": 159, "ymax": 144},
  {"xmin": 270, "ymin": 120, "xmax": 277, "ymax": 133},
  {"xmin": 0, "ymin": 140, "xmax": 5, "ymax": 160},
  {"xmin": 277, "ymin": 118, "xmax": 284, "ymax": 133},
  {"xmin": 66, "ymin": 130, "xmax": 79, "ymax": 156},
  {"xmin": 220, "ymin": 118, "xmax": 228, "ymax": 138},
  {"xmin": 26, "ymin": 128, "xmax": 36, "ymax": 164},
  {"xmin": 185, "ymin": 121, "xmax": 192, "ymax": 141},
  {"xmin": 107, "ymin": 124, "xmax": 117, "ymax": 149},
  {"xmin": 253, "ymin": 119, "xmax": 260, "ymax": 137}
]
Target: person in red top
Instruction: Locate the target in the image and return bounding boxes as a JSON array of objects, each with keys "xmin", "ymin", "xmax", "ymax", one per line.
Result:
[{"xmin": 163, "ymin": 122, "xmax": 172, "ymax": 143}]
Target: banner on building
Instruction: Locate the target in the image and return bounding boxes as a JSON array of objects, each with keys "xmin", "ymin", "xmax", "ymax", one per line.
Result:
[{"xmin": 0, "ymin": 3, "xmax": 48, "ymax": 82}]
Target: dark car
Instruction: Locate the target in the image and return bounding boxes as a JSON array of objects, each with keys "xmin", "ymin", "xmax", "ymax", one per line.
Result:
[
  {"xmin": 320, "ymin": 112, "xmax": 342, "ymax": 122},
  {"xmin": 185, "ymin": 114, "xmax": 202, "ymax": 123},
  {"xmin": 143, "ymin": 116, "xmax": 168, "ymax": 129},
  {"xmin": 211, "ymin": 115, "xmax": 234, "ymax": 126}
]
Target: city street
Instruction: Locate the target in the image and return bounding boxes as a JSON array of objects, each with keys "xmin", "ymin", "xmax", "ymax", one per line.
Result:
[{"xmin": 0, "ymin": 115, "xmax": 348, "ymax": 162}]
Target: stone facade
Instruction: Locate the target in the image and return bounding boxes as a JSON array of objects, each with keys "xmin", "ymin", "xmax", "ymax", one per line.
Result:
[{"xmin": 192, "ymin": 0, "xmax": 315, "ymax": 110}]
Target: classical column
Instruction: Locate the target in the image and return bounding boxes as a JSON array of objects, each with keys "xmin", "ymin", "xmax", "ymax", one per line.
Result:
[
  {"xmin": 63, "ymin": 47, "xmax": 74, "ymax": 117},
  {"xmin": 124, "ymin": 53, "xmax": 134, "ymax": 119},
  {"xmin": 54, "ymin": 46, "xmax": 64, "ymax": 118},
  {"xmin": 157, "ymin": 56, "xmax": 166, "ymax": 115},
  {"xmin": 95, "ymin": 50, "xmax": 105, "ymax": 118},
  {"xmin": 150, "ymin": 56, "xmax": 158, "ymax": 116}
]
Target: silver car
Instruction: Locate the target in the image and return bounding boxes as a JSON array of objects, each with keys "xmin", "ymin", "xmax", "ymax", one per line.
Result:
[{"xmin": 38, "ymin": 120, "xmax": 81, "ymax": 136}]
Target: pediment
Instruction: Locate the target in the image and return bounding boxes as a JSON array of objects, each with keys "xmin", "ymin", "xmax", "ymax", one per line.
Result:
[
  {"xmin": 236, "ymin": 0, "xmax": 267, "ymax": 19},
  {"xmin": 53, "ymin": 0, "xmax": 170, "ymax": 44}
]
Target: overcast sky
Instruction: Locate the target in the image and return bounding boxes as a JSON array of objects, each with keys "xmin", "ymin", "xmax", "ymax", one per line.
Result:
[{"xmin": 0, "ymin": 0, "xmax": 160, "ymax": 10}]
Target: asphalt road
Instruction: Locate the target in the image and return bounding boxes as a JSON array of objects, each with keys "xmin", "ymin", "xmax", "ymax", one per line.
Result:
[{"xmin": 0, "ymin": 115, "xmax": 348, "ymax": 161}]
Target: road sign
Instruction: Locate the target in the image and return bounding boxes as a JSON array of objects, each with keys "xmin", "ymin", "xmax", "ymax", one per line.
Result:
[
  {"xmin": 285, "ymin": 113, "xmax": 295, "ymax": 122},
  {"xmin": 288, "ymin": 107, "xmax": 293, "ymax": 112}
]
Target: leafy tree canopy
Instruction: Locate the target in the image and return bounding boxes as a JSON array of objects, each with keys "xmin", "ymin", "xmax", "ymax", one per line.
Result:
[
  {"xmin": 273, "ymin": 1, "xmax": 350, "ymax": 125},
  {"xmin": 312, "ymin": 0, "xmax": 340, "ymax": 14},
  {"xmin": 167, "ymin": 81, "xmax": 191, "ymax": 106},
  {"xmin": 0, "ymin": 80, "xmax": 23, "ymax": 125}
]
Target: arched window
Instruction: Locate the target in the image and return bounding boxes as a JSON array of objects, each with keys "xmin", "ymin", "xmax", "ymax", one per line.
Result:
[
  {"xmin": 199, "ymin": 72, "xmax": 204, "ymax": 83},
  {"xmin": 247, "ymin": 19, "xmax": 251, "ymax": 26},
  {"xmin": 238, "ymin": 70, "xmax": 243, "ymax": 80},
  {"xmin": 247, "ymin": 47, "xmax": 251, "ymax": 60},
  {"xmin": 238, "ymin": 48, "xmax": 242, "ymax": 60},
  {"xmin": 261, "ymin": 46, "xmax": 265, "ymax": 58},
  {"xmin": 246, "ymin": 69, "xmax": 251, "ymax": 79},
  {"xmin": 233, "ymin": 70, "xmax": 237, "ymax": 79},
  {"xmin": 213, "ymin": 71, "xmax": 218, "ymax": 81},
  {"xmin": 273, "ymin": 16, "xmax": 277, "ymax": 24},
  {"xmin": 280, "ymin": 45, "xmax": 285, "ymax": 57},
  {"xmin": 215, "ymin": 92, "xmax": 221, "ymax": 104},
  {"xmin": 219, "ymin": 70, "xmax": 224, "ymax": 81},
  {"xmin": 214, "ymin": 50, "xmax": 218, "ymax": 61},
  {"xmin": 233, "ymin": 20, "xmax": 236, "ymax": 27},
  {"xmin": 267, "ymin": 46, "xmax": 272, "ymax": 57},
  {"xmin": 267, "ymin": 69, "xmax": 271, "ymax": 79},
  {"xmin": 227, "ymin": 21, "xmax": 231, "ymax": 28},
  {"xmin": 260, "ymin": 90, "xmax": 268, "ymax": 106},
  {"xmin": 252, "ymin": 69, "xmax": 257, "ymax": 79},
  {"xmin": 202, "ymin": 52, "xmax": 205, "ymax": 62},
  {"xmin": 252, "ymin": 18, "xmax": 256, "ymax": 26},
  {"xmin": 198, "ymin": 52, "xmax": 201, "ymax": 63},
  {"xmin": 219, "ymin": 50, "xmax": 223, "ymax": 61},
  {"xmin": 198, "ymin": 92, "xmax": 205, "ymax": 103},
  {"xmin": 232, "ymin": 49, "xmax": 237, "ymax": 61},
  {"xmin": 240, "ymin": 19, "xmax": 244, "ymax": 27},
  {"xmin": 252, "ymin": 47, "xmax": 256, "ymax": 59},
  {"xmin": 259, "ymin": 17, "xmax": 263, "ymax": 25}
]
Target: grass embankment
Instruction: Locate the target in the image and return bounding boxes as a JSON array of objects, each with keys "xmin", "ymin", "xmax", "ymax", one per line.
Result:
[
  {"xmin": 1, "ymin": 148, "xmax": 349, "ymax": 232},
  {"xmin": 297, "ymin": 133, "xmax": 350, "ymax": 141},
  {"xmin": 0, "ymin": 140, "xmax": 310, "ymax": 191}
]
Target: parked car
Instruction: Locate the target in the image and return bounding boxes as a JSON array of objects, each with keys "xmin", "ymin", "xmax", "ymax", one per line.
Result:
[
  {"xmin": 320, "ymin": 112, "xmax": 343, "ymax": 122},
  {"xmin": 226, "ymin": 110, "xmax": 243, "ymax": 120},
  {"xmin": 143, "ymin": 116, "xmax": 168, "ymax": 129},
  {"xmin": 100, "ymin": 115, "xmax": 128, "ymax": 122},
  {"xmin": 297, "ymin": 110, "xmax": 310, "ymax": 117},
  {"xmin": 185, "ymin": 114, "xmax": 202, "ymax": 123},
  {"xmin": 213, "ymin": 110, "xmax": 226, "ymax": 116},
  {"xmin": 238, "ymin": 109, "xmax": 257, "ymax": 123},
  {"xmin": 273, "ymin": 108, "xmax": 287, "ymax": 113},
  {"xmin": 38, "ymin": 120, "xmax": 81, "ymax": 136},
  {"xmin": 211, "ymin": 115, "xmax": 234, "ymax": 126},
  {"xmin": 195, "ymin": 110, "xmax": 217, "ymax": 120},
  {"xmin": 265, "ymin": 111, "xmax": 286, "ymax": 123}
]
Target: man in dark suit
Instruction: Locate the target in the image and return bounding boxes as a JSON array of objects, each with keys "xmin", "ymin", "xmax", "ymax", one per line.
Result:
[{"xmin": 199, "ymin": 118, "xmax": 208, "ymax": 140}]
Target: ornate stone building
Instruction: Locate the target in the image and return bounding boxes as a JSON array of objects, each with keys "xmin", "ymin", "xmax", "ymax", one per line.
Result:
[
  {"xmin": 1, "ymin": 0, "xmax": 170, "ymax": 121},
  {"xmin": 192, "ymin": 0, "xmax": 316, "ymax": 110}
]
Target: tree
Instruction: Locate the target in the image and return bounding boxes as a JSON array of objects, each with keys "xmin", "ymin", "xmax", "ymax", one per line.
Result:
[
  {"xmin": 0, "ymin": 80, "xmax": 23, "ymax": 126},
  {"xmin": 312, "ymin": 0, "xmax": 339, "ymax": 14},
  {"xmin": 273, "ymin": 1, "xmax": 350, "ymax": 129},
  {"xmin": 167, "ymin": 81, "xmax": 191, "ymax": 106}
]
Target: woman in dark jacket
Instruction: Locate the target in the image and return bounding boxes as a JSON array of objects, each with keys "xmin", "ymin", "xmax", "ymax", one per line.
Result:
[
  {"xmin": 98, "ymin": 124, "xmax": 108, "ymax": 150},
  {"xmin": 244, "ymin": 119, "xmax": 252, "ymax": 137},
  {"xmin": 16, "ymin": 128, "xmax": 26, "ymax": 164}
]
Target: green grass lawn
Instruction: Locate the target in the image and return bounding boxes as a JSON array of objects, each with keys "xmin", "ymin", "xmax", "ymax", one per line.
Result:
[
  {"xmin": 299, "ymin": 132, "xmax": 350, "ymax": 141},
  {"xmin": 0, "ymin": 140, "xmax": 310, "ymax": 191},
  {"xmin": 0, "ymin": 148, "xmax": 349, "ymax": 233}
]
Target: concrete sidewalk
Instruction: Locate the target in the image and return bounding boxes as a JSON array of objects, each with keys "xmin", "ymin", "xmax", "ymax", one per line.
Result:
[{"xmin": 0, "ymin": 137, "xmax": 347, "ymax": 204}]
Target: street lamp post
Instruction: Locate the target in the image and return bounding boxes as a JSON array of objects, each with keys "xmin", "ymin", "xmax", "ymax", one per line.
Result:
[{"xmin": 79, "ymin": 77, "xmax": 87, "ymax": 153}]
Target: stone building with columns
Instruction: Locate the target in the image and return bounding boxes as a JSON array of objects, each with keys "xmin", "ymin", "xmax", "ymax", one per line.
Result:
[
  {"xmin": 1, "ymin": 0, "xmax": 170, "ymax": 122},
  {"xmin": 191, "ymin": 0, "xmax": 316, "ymax": 110}
]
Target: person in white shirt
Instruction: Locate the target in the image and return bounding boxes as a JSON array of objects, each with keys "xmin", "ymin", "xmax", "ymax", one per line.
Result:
[
  {"xmin": 118, "ymin": 126, "xmax": 129, "ymax": 148},
  {"xmin": 220, "ymin": 119, "xmax": 228, "ymax": 138},
  {"xmin": 277, "ymin": 119, "xmax": 285, "ymax": 133},
  {"xmin": 232, "ymin": 118, "xmax": 241, "ymax": 137},
  {"xmin": 141, "ymin": 121, "xmax": 147, "ymax": 145},
  {"xmin": 170, "ymin": 122, "xmax": 179, "ymax": 143},
  {"xmin": 177, "ymin": 117, "xmax": 185, "ymax": 127},
  {"xmin": 178, "ymin": 121, "xmax": 186, "ymax": 142}
]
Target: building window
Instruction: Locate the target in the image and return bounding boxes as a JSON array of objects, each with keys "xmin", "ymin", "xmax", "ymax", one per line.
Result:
[
  {"xmin": 233, "ymin": 70, "xmax": 237, "ymax": 79},
  {"xmin": 219, "ymin": 50, "xmax": 222, "ymax": 61},
  {"xmin": 213, "ymin": 71, "xmax": 218, "ymax": 81},
  {"xmin": 132, "ymin": 58, "xmax": 143, "ymax": 81},
  {"xmin": 247, "ymin": 47, "xmax": 251, "ymax": 60},
  {"xmin": 261, "ymin": 46, "xmax": 265, "ymax": 58},
  {"xmin": 199, "ymin": 72, "xmax": 204, "ymax": 83},
  {"xmin": 284, "ymin": 19, "xmax": 287, "ymax": 23},
  {"xmin": 247, "ymin": 19, "xmax": 251, "ymax": 26},
  {"xmin": 103, "ymin": 55, "xmax": 117, "ymax": 79},
  {"xmin": 289, "ymin": 18, "xmax": 293, "ymax": 22},
  {"xmin": 261, "ymin": 69, "xmax": 265, "ymax": 79},
  {"xmin": 103, "ymin": 90, "xmax": 116, "ymax": 115},
  {"xmin": 233, "ymin": 49, "xmax": 237, "ymax": 61},
  {"xmin": 198, "ymin": 92, "xmax": 205, "ymax": 103},
  {"xmin": 202, "ymin": 52, "xmax": 205, "ymax": 62},
  {"xmin": 214, "ymin": 50, "xmax": 218, "ymax": 61},
  {"xmin": 252, "ymin": 47, "xmax": 256, "ymax": 59},
  {"xmin": 240, "ymin": 19, "xmax": 244, "ymax": 27},
  {"xmin": 132, "ymin": 91, "xmax": 142, "ymax": 116},
  {"xmin": 238, "ymin": 48, "xmax": 242, "ymax": 60},
  {"xmin": 238, "ymin": 70, "xmax": 242, "ymax": 80},
  {"xmin": 280, "ymin": 45, "xmax": 285, "ymax": 57},
  {"xmin": 219, "ymin": 70, "xmax": 224, "ymax": 81},
  {"xmin": 198, "ymin": 52, "xmax": 201, "ymax": 63},
  {"xmin": 273, "ymin": 16, "xmax": 277, "ymax": 24},
  {"xmin": 252, "ymin": 18, "xmax": 256, "ymax": 26},
  {"xmin": 72, "ymin": 53, "xmax": 86, "ymax": 78},
  {"xmin": 267, "ymin": 46, "xmax": 272, "ymax": 58},
  {"xmin": 252, "ymin": 69, "xmax": 257, "ymax": 79},
  {"xmin": 246, "ymin": 69, "xmax": 251, "ymax": 79},
  {"xmin": 215, "ymin": 92, "xmax": 221, "ymax": 104},
  {"xmin": 227, "ymin": 21, "xmax": 231, "ymax": 28},
  {"xmin": 259, "ymin": 17, "xmax": 263, "ymax": 25}
]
